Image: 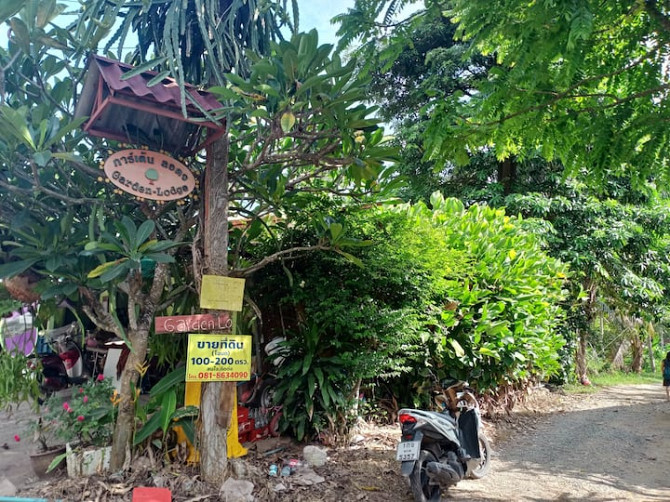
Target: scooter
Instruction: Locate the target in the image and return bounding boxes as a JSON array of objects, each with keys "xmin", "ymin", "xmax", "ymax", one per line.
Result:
[
  {"xmin": 396, "ymin": 380, "xmax": 491, "ymax": 502},
  {"xmin": 37, "ymin": 323, "xmax": 126, "ymax": 395},
  {"xmin": 37, "ymin": 323, "xmax": 89, "ymax": 394}
]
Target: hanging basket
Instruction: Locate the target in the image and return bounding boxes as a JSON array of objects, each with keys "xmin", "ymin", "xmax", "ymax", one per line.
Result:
[{"xmin": 3, "ymin": 274, "xmax": 41, "ymax": 303}]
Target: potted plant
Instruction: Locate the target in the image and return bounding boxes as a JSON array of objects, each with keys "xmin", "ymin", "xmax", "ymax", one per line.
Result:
[
  {"xmin": 25, "ymin": 417, "xmax": 67, "ymax": 479},
  {"xmin": 42, "ymin": 375, "xmax": 119, "ymax": 477}
]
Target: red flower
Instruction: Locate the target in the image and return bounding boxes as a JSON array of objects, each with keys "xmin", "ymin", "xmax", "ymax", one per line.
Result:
[
  {"xmin": 77, "ymin": 415, "xmax": 85, "ymax": 422},
  {"xmin": 63, "ymin": 402, "xmax": 70, "ymax": 412},
  {"xmin": 83, "ymin": 396, "xmax": 89, "ymax": 404},
  {"xmin": 79, "ymin": 388, "xmax": 84, "ymax": 393},
  {"xmin": 13, "ymin": 435, "xmax": 20, "ymax": 442},
  {"xmin": 97, "ymin": 374, "xmax": 105, "ymax": 382}
]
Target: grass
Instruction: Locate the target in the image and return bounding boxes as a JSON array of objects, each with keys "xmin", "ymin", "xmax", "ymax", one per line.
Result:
[{"xmin": 563, "ymin": 370, "xmax": 660, "ymax": 394}]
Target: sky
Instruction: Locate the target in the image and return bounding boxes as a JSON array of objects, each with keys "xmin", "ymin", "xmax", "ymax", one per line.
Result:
[
  {"xmin": 299, "ymin": 0, "xmax": 355, "ymax": 44},
  {"xmin": 0, "ymin": 0, "xmax": 356, "ymax": 50}
]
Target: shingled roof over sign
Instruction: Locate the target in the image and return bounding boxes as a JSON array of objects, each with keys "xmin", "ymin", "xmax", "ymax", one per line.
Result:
[{"xmin": 75, "ymin": 55, "xmax": 225, "ymax": 157}]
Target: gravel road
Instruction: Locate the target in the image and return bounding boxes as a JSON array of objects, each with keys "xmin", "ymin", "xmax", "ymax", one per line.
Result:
[
  {"xmin": 2, "ymin": 384, "xmax": 670, "ymax": 501},
  {"xmin": 445, "ymin": 384, "xmax": 670, "ymax": 501}
]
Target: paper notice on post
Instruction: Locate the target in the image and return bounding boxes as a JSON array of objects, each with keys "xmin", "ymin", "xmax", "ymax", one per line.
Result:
[{"xmin": 200, "ymin": 275, "xmax": 246, "ymax": 311}]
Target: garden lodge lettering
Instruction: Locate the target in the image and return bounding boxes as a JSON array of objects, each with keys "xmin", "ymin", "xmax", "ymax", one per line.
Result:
[
  {"xmin": 103, "ymin": 148, "xmax": 196, "ymax": 201},
  {"xmin": 111, "ymin": 153, "xmax": 189, "ymax": 196},
  {"xmin": 158, "ymin": 315, "xmax": 233, "ymax": 334}
]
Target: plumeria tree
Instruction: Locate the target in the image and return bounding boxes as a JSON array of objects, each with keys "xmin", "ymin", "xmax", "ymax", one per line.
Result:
[{"xmin": 0, "ymin": 0, "xmax": 395, "ymax": 481}]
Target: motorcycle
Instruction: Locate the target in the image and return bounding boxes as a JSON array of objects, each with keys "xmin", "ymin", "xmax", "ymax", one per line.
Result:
[
  {"xmin": 236, "ymin": 337, "xmax": 285, "ymax": 442},
  {"xmin": 396, "ymin": 380, "xmax": 491, "ymax": 501},
  {"xmin": 36, "ymin": 323, "xmax": 88, "ymax": 394},
  {"xmin": 37, "ymin": 323, "xmax": 124, "ymax": 395}
]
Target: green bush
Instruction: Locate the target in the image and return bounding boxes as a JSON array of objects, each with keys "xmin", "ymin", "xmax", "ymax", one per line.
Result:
[
  {"xmin": 252, "ymin": 194, "xmax": 568, "ymax": 437},
  {"xmin": 412, "ymin": 194, "xmax": 569, "ymax": 390}
]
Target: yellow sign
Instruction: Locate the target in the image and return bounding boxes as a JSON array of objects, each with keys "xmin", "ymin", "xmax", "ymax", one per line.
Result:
[
  {"xmin": 186, "ymin": 334, "xmax": 252, "ymax": 382},
  {"xmin": 200, "ymin": 275, "xmax": 245, "ymax": 311}
]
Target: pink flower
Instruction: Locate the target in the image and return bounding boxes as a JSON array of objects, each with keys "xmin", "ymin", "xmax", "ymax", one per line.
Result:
[
  {"xmin": 97, "ymin": 374, "xmax": 105, "ymax": 382},
  {"xmin": 83, "ymin": 396, "xmax": 89, "ymax": 404},
  {"xmin": 63, "ymin": 402, "xmax": 70, "ymax": 412},
  {"xmin": 77, "ymin": 415, "xmax": 85, "ymax": 422},
  {"xmin": 13, "ymin": 435, "xmax": 20, "ymax": 442},
  {"xmin": 79, "ymin": 388, "xmax": 84, "ymax": 393}
]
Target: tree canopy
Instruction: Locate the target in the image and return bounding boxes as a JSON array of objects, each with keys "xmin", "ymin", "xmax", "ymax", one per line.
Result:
[
  {"xmin": 434, "ymin": 0, "xmax": 670, "ymax": 182},
  {"xmin": 337, "ymin": 0, "xmax": 670, "ymax": 183}
]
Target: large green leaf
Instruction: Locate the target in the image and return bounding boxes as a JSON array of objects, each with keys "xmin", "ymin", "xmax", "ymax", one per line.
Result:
[
  {"xmin": 0, "ymin": 259, "xmax": 39, "ymax": 278},
  {"xmin": 160, "ymin": 389, "xmax": 177, "ymax": 435},
  {"xmin": 139, "ymin": 240, "xmax": 180, "ymax": 253},
  {"xmin": 0, "ymin": 106, "xmax": 35, "ymax": 149},
  {"xmin": 176, "ymin": 417, "xmax": 196, "ymax": 445},
  {"xmin": 0, "ymin": 0, "xmax": 26, "ymax": 21},
  {"xmin": 280, "ymin": 111, "xmax": 296, "ymax": 132},
  {"xmin": 135, "ymin": 220, "xmax": 155, "ymax": 248},
  {"xmin": 87, "ymin": 258, "xmax": 128, "ymax": 279},
  {"xmin": 133, "ymin": 411, "xmax": 162, "ymax": 446},
  {"xmin": 119, "ymin": 56, "xmax": 168, "ymax": 80},
  {"xmin": 448, "ymin": 339, "xmax": 465, "ymax": 358},
  {"xmin": 149, "ymin": 366, "xmax": 186, "ymax": 397}
]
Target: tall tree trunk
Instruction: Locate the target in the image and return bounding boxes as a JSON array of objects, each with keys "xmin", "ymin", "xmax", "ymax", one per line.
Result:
[
  {"xmin": 109, "ymin": 263, "xmax": 170, "ymax": 470},
  {"xmin": 200, "ymin": 135, "xmax": 230, "ymax": 484},
  {"xmin": 646, "ymin": 321, "xmax": 656, "ymax": 373},
  {"xmin": 110, "ymin": 327, "xmax": 150, "ymax": 470},
  {"xmin": 576, "ymin": 330, "xmax": 588, "ymax": 381},
  {"xmin": 611, "ymin": 339, "xmax": 631, "ymax": 370},
  {"xmin": 498, "ymin": 157, "xmax": 516, "ymax": 196},
  {"xmin": 575, "ymin": 281, "xmax": 597, "ymax": 382},
  {"xmin": 631, "ymin": 327, "xmax": 643, "ymax": 373},
  {"xmin": 661, "ymin": 330, "xmax": 666, "ymax": 355}
]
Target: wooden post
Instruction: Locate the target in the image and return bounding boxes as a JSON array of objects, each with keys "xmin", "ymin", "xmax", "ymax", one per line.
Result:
[{"xmin": 200, "ymin": 135, "xmax": 232, "ymax": 484}]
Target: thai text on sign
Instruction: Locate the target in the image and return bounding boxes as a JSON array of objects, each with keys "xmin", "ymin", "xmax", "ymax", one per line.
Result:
[
  {"xmin": 186, "ymin": 334, "xmax": 252, "ymax": 382},
  {"xmin": 103, "ymin": 149, "xmax": 195, "ymax": 201}
]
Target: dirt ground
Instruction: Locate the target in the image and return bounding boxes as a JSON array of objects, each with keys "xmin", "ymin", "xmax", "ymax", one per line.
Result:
[{"xmin": 2, "ymin": 383, "xmax": 670, "ymax": 501}]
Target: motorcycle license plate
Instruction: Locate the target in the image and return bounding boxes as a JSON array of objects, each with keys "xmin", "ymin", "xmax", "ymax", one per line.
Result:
[{"xmin": 396, "ymin": 440, "xmax": 421, "ymax": 461}]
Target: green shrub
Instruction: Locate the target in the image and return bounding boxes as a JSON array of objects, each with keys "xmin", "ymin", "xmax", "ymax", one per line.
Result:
[
  {"xmin": 411, "ymin": 194, "xmax": 569, "ymax": 390},
  {"xmin": 253, "ymin": 193, "xmax": 568, "ymax": 436}
]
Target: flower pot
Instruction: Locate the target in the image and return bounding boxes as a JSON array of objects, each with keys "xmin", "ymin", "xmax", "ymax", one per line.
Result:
[
  {"xmin": 29, "ymin": 445, "xmax": 66, "ymax": 480},
  {"xmin": 65, "ymin": 443, "xmax": 111, "ymax": 477}
]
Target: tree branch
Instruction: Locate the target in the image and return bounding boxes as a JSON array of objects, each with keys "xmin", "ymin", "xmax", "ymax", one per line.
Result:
[
  {"xmin": 479, "ymin": 45, "xmax": 664, "ymax": 127},
  {"xmin": 231, "ymin": 244, "xmax": 331, "ymax": 277},
  {"xmin": 79, "ymin": 286, "xmax": 122, "ymax": 336}
]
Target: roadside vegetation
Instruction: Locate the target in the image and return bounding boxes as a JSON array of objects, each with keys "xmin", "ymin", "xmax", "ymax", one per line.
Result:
[{"xmin": 0, "ymin": 0, "xmax": 668, "ymax": 486}]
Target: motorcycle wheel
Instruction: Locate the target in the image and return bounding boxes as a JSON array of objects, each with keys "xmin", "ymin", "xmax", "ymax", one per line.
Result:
[
  {"xmin": 256, "ymin": 379, "xmax": 276, "ymax": 408},
  {"xmin": 468, "ymin": 434, "xmax": 491, "ymax": 479},
  {"xmin": 409, "ymin": 449, "xmax": 441, "ymax": 502}
]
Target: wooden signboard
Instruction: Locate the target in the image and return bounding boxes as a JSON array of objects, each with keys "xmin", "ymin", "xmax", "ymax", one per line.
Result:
[
  {"xmin": 154, "ymin": 313, "xmax": 232, "ymax": 334},
  {"xmin": 103, "ymin": 149, "xmax": 195, "ymax": 201}
]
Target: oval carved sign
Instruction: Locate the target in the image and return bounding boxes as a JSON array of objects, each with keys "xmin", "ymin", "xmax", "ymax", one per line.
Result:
[{"xmin": 103, "ymin": 149, "xmax": 195, "ymax": 201}]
